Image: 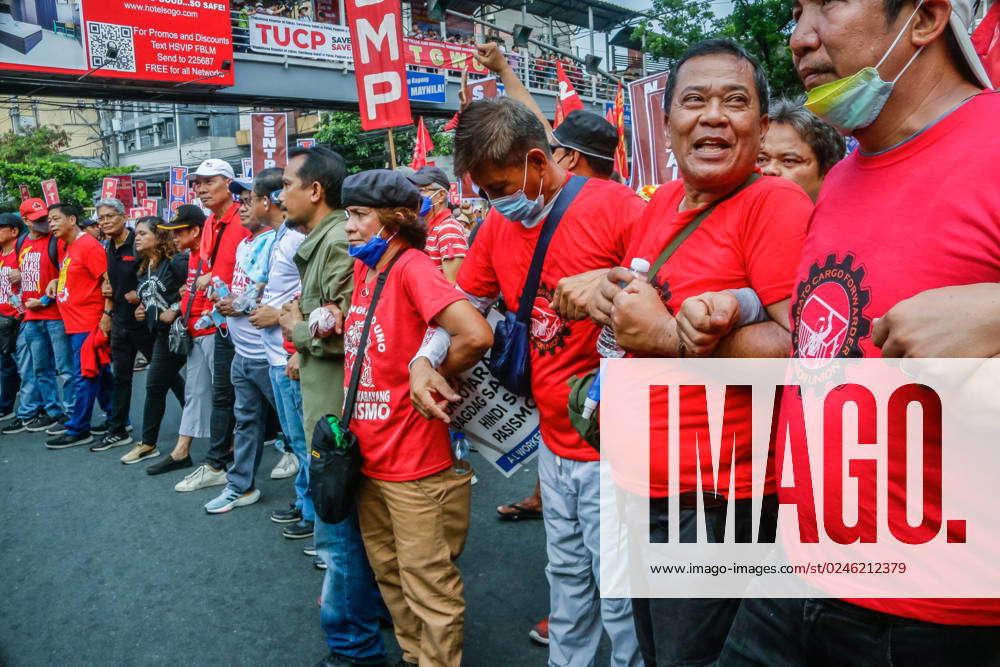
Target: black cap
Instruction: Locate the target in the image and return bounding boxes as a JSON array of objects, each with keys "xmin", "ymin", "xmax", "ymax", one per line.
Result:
[
  {"xmin": 158, "ymin": 204, "xmax": 207, "ymax": 230},
  {"xmin": 0, "ymin": 213, "xmax": 24, "ymax": 233},
  {"xmin": 77, "ymin": 218, "xmax": 98, "ymax": 229},
  {"xmin": 407, "ymin": 165, "xmax": 450, "ymax": 190},
  {"xmin": 552, "ymin": 110, "xmax": 617, "ymax": 161},
  {"xmin": 342, "ymin": 170, "xmax": 421, "ymax": 210}
]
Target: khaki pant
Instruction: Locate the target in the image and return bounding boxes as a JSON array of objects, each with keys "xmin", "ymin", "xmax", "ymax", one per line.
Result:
[{"xmin": 357, "ymin": 467, "xmax": 472, "ymax": 666}]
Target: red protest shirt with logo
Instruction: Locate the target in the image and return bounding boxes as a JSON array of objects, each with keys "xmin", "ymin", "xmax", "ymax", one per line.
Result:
[
  {"xmin": 457, "ymin": 177, "xmax": 647, "ymax": 462},
  {"xmin": 179, "ymin": 248, "xmax": 216, "ymax": 338},
  {"xmin": 0, "ymin": 249, "xmax": 20, "ymax": 318},
  {"xmin": 199, "ymin": 202, "xmax": 249, "ymax": 285},
  {"xmin": 623, "ymin": 176, "xmax": 811, "ymax": 499},
  {"xmin": 784, "ymin": 92, "xmax": 1000, "ymax": 626},
  {"xmin": 56, "ymin": 232, "xmax": 108, "ymax": 334},
  {"xmin": 424, "ymin": 208, "xmax": 469, "ymax": 271},
  {"xmin": 343, "ymin": 249, "xmax": 465, "ymax": 482},
  {"xmin": 18, "ymin": 234, "xmax": 62, "ymax": 321}
]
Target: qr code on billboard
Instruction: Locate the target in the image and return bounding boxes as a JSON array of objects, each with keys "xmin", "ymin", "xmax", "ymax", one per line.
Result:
[{"xmin": 86, "ymin": 22, "xmax": 136, "ymax": 73}]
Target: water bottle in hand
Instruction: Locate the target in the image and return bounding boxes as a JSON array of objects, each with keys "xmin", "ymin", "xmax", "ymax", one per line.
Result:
[
  {"xmin": 596, "ymin": 257, "xmax": 651, "ymax": 358},
  {"xmin": 452, "ymin": 432, "xmax": 471, "ymax": 475}
]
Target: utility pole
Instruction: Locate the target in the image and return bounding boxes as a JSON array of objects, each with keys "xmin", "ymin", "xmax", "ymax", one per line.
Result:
[
  {"xmin": 174, "ymin": 103, "xmax": 183, "ymax": 166},
  {"xmin": 97, "ymin": 101, "xmax": 119, "ymax": 167}
]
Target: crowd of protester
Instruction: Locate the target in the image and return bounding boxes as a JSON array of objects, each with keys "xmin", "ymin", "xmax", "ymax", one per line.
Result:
[{"xmin": 4, "ymin": 0, "xmax": 1000, "ymax": 663}]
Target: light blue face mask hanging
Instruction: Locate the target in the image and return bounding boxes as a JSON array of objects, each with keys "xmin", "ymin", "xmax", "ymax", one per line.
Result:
[
  {"xmin": 803, "ymin": 1, "xmax": 925, "ymax": 133},
  {"xmin": 490, "ymin": 155, "xmax": 546, "ymax": 224}
]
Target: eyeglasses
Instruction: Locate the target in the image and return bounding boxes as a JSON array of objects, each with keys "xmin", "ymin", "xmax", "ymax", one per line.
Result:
[{"xmin": 97, "ymin": 213, "xmax": 122, "ymax": 222}]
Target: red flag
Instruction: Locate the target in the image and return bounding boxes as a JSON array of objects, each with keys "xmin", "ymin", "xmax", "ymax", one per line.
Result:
[
  {"xmin": 972, "ymin": 1, "xmax": 1000, "ymax": 88},
  {"xmin": 612, "ymin": 82, "xmax": 629, "ymax": 181},
  {"xmin": 444, "ymin": 112, "xmax": 460, "ymax": 131},
  {"xmin": 555, "ymin": 61, "xmax": 585, "ymax": 128},
  {"xmin": 410, "ymin": 116, "xmax": 435, "ymax": 170}
]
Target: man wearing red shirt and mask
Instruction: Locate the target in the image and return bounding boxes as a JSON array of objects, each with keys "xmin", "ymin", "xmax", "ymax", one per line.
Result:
[
  {"xmin": 716, "ymin": 0, "xmax": 1000, "ymax": 663},
  {"xmin": 43, "ymin": 204, "xmax": 112, "ymax": 449},
  {"xmin": 407, "ymin": 165, "xmax": 468, "ymax": 284},
  {"xmin": 175, "ymin": 159, "xmax": 251, "ymax": 493}
]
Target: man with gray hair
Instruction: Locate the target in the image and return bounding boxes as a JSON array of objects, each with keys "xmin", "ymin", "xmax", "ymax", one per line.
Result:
[{"xmin": 409, "ymin": 96, "xmax": 647, "ymax": 666}]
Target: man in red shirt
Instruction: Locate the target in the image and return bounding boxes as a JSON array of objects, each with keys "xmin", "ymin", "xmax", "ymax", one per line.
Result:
[
  {"xmin": 407, "ymin": 165, "xmax": 469, "ymax": 283},
  {"xmin": 2, "ymin": 199, "xmax": 74, "ymax": 436},
  {"xmin": 410, "ymin": 97, "xmax": 647, "ymax": 666},
  {"xmin": 175, "ymin": 159, "xmax": 251, "ymax": 492},
  {"xmin": 43, "ymin": 204, "xmax": 112, "ymax": 450},
  {"xmin": 717, "ymin": 0, "xmax": 1000, "ymax": 664}
]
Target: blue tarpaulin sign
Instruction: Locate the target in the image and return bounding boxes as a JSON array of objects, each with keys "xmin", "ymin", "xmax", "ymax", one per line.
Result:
[
  {"xmin": 407, "ymin": 71, "xmax": 447, "ymax": 103},
  {"xmin": 604, "ymin": 102, "xmax": 633, "ymax": 128}
]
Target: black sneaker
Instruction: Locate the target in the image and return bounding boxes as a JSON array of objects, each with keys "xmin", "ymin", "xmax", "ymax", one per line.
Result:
[
  {"xmin": 313, "ymin": 557, "xmax": 327, "ymax": 571},
  {"xmin": 25, "ymin": 415, "xmax": 57, "ymax": 432},
  {"xmin": 45, "ymin": 432, "xmax": 93, "ymax": 449},
  {"xmin": 146, "ymin": 454, "xmax": 193, "ymax": 476},
  {"xmin": 283, "ymin": 519, "xmax": 314, "ymax": 540},
  {"xmin": 1, "ymin": 418, "xmax": 31, "ymax": 435},
  {"xmin": 89, "ymin": 430, "xmax": 133, "ymax": 452},
  {"xmin": 45, "ymin": 417, "xmax": 68, "ymax": 435},
  {"xmin": 90, "ymin": 421, "xmax": 111, "ymax": 435},
  {"xmin": 303, "ymin": 544, "xmax": 317, "ymax": 557},
  {"xmin": 270, "ymin": 504, "xmax": 302, "ymax": 524}
]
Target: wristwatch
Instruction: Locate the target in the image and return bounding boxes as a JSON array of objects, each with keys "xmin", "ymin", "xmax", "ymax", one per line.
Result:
[{"xmin": 104, "ymin": 310, "xmax": 113, "ymax": 316}]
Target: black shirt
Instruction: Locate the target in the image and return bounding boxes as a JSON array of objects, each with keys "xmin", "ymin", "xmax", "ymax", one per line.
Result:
[
  {"xmin": 137, "ymin": 252, "xmax": 189, "ymax": 332},
  {"xmin": 106, "ymin": 229, "xmax": 141, "ymax": 330}
]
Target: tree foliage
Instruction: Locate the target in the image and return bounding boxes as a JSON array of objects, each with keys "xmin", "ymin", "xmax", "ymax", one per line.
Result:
[
  {"xmin": 314, "ymin": 111, "xmax": 454, "ymax": 174},
  {"xmin": 635, "ymin": 0, "xmax": 803, "ymax": 100},
  {"xmin": 0, "ymin": 127, "xmax": 72, "ymax": 164},
  {"xmin": 0, "ymin": 159, "xmax": 135, "ymax": 213}
]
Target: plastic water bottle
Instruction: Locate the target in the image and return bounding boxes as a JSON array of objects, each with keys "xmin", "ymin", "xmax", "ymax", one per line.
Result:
[
  {"xmin": 596, "ymin": 257, "xmax": 651, "ymax": 357},
  {"xmin": 452, "ymin": 432, "xmax": 471, "ymax": 475},
  {"xmin": 195, "ymin": 311, "xmax": 214, "ymax": 330},
  {"xmin": 9, "ymin": 294, "xmax": 22, "ymax": 311},
  {"xmin": 210, "ymin": 276, "xmax": 230, "ymax": 300},
  {"xmin": 582, "ymin": 370, "xmax": 601, "ymax": 420}
]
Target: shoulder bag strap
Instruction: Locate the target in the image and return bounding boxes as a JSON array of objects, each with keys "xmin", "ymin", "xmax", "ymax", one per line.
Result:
[
  {"xmin": 342, "ymin": 251, "xmax": 403, "ymax": 431},
  {"xmin": 649, "ymin": 173, "xmax": 761, "ymax": 279},
  {"xmin": 181, "ymin": 223, "xmax": 228, "ymax": 327},
  {"xmin": 515, "ymin": 174, "xmax": 588, "ymax": 323}
]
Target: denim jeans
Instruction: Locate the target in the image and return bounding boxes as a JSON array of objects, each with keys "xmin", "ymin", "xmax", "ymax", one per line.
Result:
[
  {"xmin": 268, "ymin": 365, "xmax": 314, "ymax": 522},
  {"xmin": 14, "ymin": 325, "xmax": 39, "ymax": 418},
  {"xmin": 204, "ymin": 331, "xmax": 235, "ymax": 470},
  {"xmin": 226, "ymin": 353, "xmax": 275, "ymax": 494},
  {"xmin": 108, "ymin": 325, "xmax": 154, "ymax": 433},
  {"xmin": 316, "ymin": 513, "xmax": 388, "ymax": 663},
  {"xmin": 65, "ymin": 332, "xmax": 113, "ymax": 436},
  {"xmin": 718, "ymin": 597, "xmax": 1000, "ymax": 667},
  {"xmin": 18, "ymin": 319, "xmax": 74, "ymax": 419}
]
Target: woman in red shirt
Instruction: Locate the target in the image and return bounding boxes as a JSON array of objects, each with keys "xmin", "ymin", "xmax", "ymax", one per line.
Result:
[{"xmin": 340, "ymin": 170, "xmax": 491, "ymax": 667}]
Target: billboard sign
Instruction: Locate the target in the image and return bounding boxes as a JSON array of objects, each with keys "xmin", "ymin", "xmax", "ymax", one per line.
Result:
[
  {"xmin": 406, "ymin": 71, "xmax": 446, "ymax": 103},
  {"xmin": 0, "ymin": 1, "xmax": 234, "ymax": 86}
]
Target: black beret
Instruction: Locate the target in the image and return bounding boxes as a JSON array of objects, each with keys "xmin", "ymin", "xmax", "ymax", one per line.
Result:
[
  {"xmin": 342, "ymin": 169, "xmax": 421, "ymax": 211},
  {"xmin": 407, "ymin": 165, "xmax": 450, "ymax": 190},
  {"xmin": 552, "ymin": 110, "xmax": 617, "ymax": 161},
  {"xmin": 0, "ymin": 213, "xmax": 24, "ymax": 233}
]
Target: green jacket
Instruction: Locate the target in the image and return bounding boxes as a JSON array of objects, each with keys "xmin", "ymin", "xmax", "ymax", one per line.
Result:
[{"xmin": 292, "ymin": 209, "xmax": 354, "ymax": 359}]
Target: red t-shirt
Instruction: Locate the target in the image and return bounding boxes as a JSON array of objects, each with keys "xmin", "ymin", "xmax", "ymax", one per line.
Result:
[
  {"xmin": 626, "ymin": 176, "xmax": 811, "ymax": 498},
  {"xmin": 179, "ymin": 248, "xmax": 216, "ymax": 338},
  {"xmin": 457, "ymin": 177, "xmax": 647, "ymax": 461},
  {"xmin": 0, "ymin": 248, "xmax": 20, "ymax": 318},
  {"xmin": 344, "ymin": 249, "xmax": 465, "ymax": 482},
  {"xmin": 199, "ymin": 203, "xmax": 249, "ymax": 285},
  {"xmin": 787, "ymin": 92, "xmax": 1000, "ymax": 625},
  {"xmin": 56, "ymin": 232, "xmax": 107, "ymax": 334},
  {"xmin": 18, "ymin": 234, "xmax": 61, "ymax": 321},
  {"xmin": 424, "ymin": 209, "xmax": 469, "ymax": 270}
]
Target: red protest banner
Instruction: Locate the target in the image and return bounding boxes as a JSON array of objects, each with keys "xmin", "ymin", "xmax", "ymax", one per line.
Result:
[
  {"xmin": 40, "ymin": 180, "xmax": 60, "ymax": 206},
  {"xmin": 448, "ymin": 182, "xmax": 461, "ymax": 206},
  {"xmin": 627, "ymin": 72, "xmax": 676, "ymax": 189},
  {"xmin": 135, "ymin": 180, "xmax": 149, "ymax": 202},
  {"xmin": 346, "ymin": 0, "xmax": 411, "ymax": 130},
  {"xmin": 142, "ymin": 199, "xmax": 158, "ymax": 216},
  {"xmin": 116, "ymin": 174, "xmax": 135, "ymax": 208},
  {"xmin": 18, "ymin": 185, "xmax": 30, "ymax": 201},
  {"xmin": 100, "ymin": 177, "xmax": 119, "ymax": 200},
  {"xmin": 467, "ymin": 77, "xmax": 500, "ymax": 102},
  {"xmin": 128, "ymin": 207, "xmax": 146, "ymax": 221},
  {"xmin": 404, "ymin": 38, "xmax": 489, "ymax": 74},
  {"xmin": 251, "ymin": 112, "xmax": 289, "ymax": 175},
  {"xmin": 555, "ymin": 62, "xmax": 585, "ymax": 128},
  {"xmin": 611, "ymin": 82, "xmax": 629, "ymax": 182}
]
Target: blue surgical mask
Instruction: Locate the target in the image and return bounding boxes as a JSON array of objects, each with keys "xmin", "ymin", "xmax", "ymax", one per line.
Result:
[
  {"xmin": 803, "ymin": 2, "xmax": 924, "ymax": 133},
  {"xmin": 490, "ymin": 156, "xmax": 546, "ymax": 226},
  {"xmin": 419, "ymin": 196, "xmax": 434, "ymax": 216},
  {"xmin": 349, "ymin": 226, "xmax": 394, "ymax": 269}
]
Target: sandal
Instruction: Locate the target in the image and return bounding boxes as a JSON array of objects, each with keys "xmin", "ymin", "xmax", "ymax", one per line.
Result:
[{"xmin": 496, "ymin": 502, "xmax": 543, "ymax": 521}]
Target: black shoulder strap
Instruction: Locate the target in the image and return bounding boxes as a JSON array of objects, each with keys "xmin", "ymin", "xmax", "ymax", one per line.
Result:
[
  {"xmin": 515, "ymin": 174, "xmax": 587, "ymax": 323},
  {"xmin": 649, "ymin": 173, "xmax": 761, "ymax": 280},
  {"xmin": 342, "ymin": 252, "xmax": 403, "ymax": 430},
  {"xmin": 47, "ymin": 235, "xmax": 59, "ymax": 268}
]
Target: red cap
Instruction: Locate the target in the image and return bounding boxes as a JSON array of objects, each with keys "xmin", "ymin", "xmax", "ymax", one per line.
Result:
[{"xmin": 19, "ymin": 198, "xmax": 48, "ymax": 222}]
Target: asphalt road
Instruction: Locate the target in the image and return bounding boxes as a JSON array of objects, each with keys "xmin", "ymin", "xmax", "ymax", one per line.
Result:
[{"xmin": 0, "ymin": 377, "xmax": 610, "ymax": 666}]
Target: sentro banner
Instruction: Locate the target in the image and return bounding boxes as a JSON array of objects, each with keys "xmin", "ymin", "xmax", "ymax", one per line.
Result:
[
  {"xmin": 345, "ymin": 0, "xmax": 411, "ymax": 130},
  {"xmin": 250, "ymin": 113, "xmax": 289, "ymax": 175},
  {"xmin": 0, "ymin": 0, "xmax": 234, "ymax": 86}
]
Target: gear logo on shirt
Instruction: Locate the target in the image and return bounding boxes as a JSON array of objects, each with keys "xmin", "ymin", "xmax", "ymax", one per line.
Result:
[
  {"xmin": 792, "ymin": 253, "xmax": 871, "ymax": 376},
  {"xmin": 529, "ymin": 286, "xmax": 570, "ymax": 355},
  {"xmin": 344, "ymin": 316, "xmax": 376, "ymax": 389}
]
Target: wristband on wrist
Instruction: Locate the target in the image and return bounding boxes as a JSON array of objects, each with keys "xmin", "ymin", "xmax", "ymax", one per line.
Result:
[
  {"xmin": 104, "ymin": 310, "xmax": 113, "ymax": 316},
  {"xmin": 727, "ymin": 287, "xmax": 769, "ymax": 327},
  {"xmin": 39, "ymin": 295, "xmax": 53, "ymax": 306}
]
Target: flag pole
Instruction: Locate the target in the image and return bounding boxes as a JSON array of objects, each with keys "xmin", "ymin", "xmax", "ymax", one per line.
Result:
[{"xmin": 387, "ymin": 128, "xmax": 398, "ymax": 170}]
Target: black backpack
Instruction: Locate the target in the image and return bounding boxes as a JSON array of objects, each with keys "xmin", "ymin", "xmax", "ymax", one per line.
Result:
[{"xmin": 15, "ymin": 234, "xmax": 60, "ymax": 269}]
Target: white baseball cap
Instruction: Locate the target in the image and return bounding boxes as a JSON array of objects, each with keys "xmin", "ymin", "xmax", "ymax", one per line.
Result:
[
  {"xmin": 950, "ymin": 0, "xmax": 993, "ymax": 90},
  {"xmin": 187, "ymin": 158, "xmax": 236, "ymax": 181}
]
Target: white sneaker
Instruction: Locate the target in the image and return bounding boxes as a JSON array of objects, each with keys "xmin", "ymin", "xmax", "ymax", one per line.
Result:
[
  {"xmin": 174, "ymin": 464, "xmax": 228, "ymax": 492},
  {"xmin": 204, "ymin": 487, "xmax": 261, "ymax": 514},
  {"xmin": 270, "ymin": 450, "xmax": 300, "ymax": 479}
]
